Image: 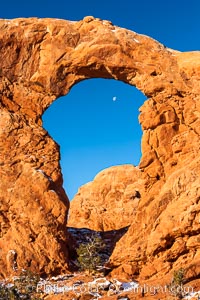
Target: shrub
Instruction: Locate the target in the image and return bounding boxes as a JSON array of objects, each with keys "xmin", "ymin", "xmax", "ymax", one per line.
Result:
[
  {"xmin": 0, "ymin": 283, "xmax": 20, "ymax": 300},
  {"xmin": 168, "ymin": 268, "xmax": 185, "ymax": 299},
  {"xmin": 0, "ymin": 269, "xmax": 41, "ymax": 300},
  {"xmin": 77, "ymin": 234, "xmax": 105, "ymax": 274},
  {"xmin": 172, "ymin": 268, "xmax": 185, "ymax": 286},
  {"xmin": 14, "ymin": 269, "xmax": 40, "ymax": 295}
]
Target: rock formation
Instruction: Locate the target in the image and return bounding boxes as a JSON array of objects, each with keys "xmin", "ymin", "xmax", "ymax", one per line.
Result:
[
  {"xmin": 68, "ymin": 165, "xmax": 145, "ymax": 231},
  {"xmin": 0, "ymin": 16, "xmax": 199, "ymax": 288}
]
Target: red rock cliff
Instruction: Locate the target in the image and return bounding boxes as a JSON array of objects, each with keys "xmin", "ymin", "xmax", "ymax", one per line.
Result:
[{"xmin": 0, "ymin": 17, "xmax": 199, "ymax": 284}]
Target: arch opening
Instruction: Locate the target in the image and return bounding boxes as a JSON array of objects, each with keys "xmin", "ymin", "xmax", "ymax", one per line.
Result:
[{"xmin": 42, "ymin": 78, "xmax": 146, "ymax": 200}]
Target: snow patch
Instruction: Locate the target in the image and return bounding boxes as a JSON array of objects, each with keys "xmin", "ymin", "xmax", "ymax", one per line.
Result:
[
  {"xmin": 122, "ymin": 281, "xmax": 139, "ymax": 291},
  {"xmin": 50, "ymin": 189, "xmax": 56, "ymax": 194},
  {"xmin": 184, "ymin": 291, "xmax": 200, "ymax": 299},
  {"xmin": 133, "ymin": 38, "xmax": 140, "ymax": 43},
  {"xmin": 8, "ymin": 249, "xmax": 16, "ymax": 255},
  {"xmin": 36, "ymin": 169, "xmax": 45, "ymax": 175},
  {"xmin": 50, "ymin": 274, "xmax": 75, "ymax": 281},
  {"xmin": 89, "ymin": 277, "xmax": 111, "ymax": 289},
  {"xmin": 36, "ymin": 169, "xmax": 53, "ymax": 182}
]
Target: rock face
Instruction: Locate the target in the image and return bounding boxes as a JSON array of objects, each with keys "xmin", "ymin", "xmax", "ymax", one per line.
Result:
[
  {"xmin": 0, "ymin": 16, "xmax": 199, "ymax": 285},
  {"xmin": 68, "ymin": 165, "xmax": 145, "ymax": 231}
]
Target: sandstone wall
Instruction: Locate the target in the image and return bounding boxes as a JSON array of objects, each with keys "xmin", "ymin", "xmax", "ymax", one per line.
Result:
[{"xmin": 0, "ymin": 17, "xmax": 199, "ymax": 283}]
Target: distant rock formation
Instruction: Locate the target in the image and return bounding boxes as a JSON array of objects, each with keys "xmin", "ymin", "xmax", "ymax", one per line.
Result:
[
  {"xmin": 0, "ymin": 17, "xmax": 199, "ymax": 287},
  {"xmin": 68, "ymin": 165, "xmax": 145, "ymax": 231}
]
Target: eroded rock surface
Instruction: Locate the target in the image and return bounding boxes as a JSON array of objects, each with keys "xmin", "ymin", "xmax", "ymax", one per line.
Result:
[
  {"xmin": 68, "ymin": 165, "xmax": 145, "ymax": 231},
  {"xmin": 0, "ymin": 16, "xmax": 199, "ymax": 287}
]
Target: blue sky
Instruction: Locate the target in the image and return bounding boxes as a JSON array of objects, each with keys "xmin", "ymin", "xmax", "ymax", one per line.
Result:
[{"xmin": 1, "ymin": 0, "xmax": 200, "ymax": 199}]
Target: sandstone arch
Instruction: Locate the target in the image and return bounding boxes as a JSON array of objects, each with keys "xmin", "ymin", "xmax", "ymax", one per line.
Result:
[{"xmin": 0, "ymin": 17, "xmax": 199, "ymax": 283}]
